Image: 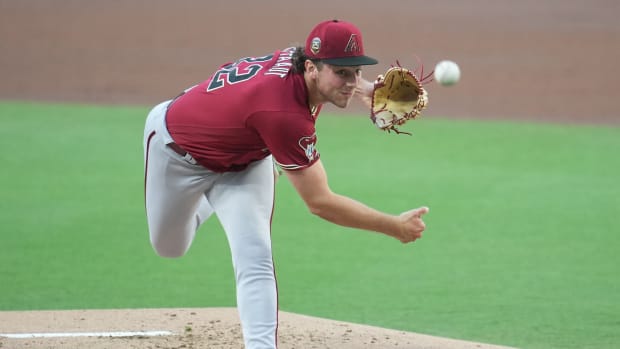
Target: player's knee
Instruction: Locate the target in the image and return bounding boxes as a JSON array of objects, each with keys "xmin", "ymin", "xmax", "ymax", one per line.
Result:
[
  {"xmin": 150, "ymin": 234, "xmax": 189, "ymax": 258},
  {"xmin": 153, "ymin": 247, "xmax": 185, "ymax": 258}
]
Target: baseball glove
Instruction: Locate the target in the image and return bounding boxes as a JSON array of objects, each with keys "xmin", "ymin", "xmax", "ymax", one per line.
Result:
[{"xmin": 370, "ymin": 65, "xmax": 432, "ymax": 135}]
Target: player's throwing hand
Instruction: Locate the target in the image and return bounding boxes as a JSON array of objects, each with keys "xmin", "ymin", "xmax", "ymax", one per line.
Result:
[{"xmin": 396, "ymin": 206, "xmax": 429, "ymax": 243}]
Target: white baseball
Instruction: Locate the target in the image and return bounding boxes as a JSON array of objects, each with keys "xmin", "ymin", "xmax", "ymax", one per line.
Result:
[{"xmin": 434, "ymin": 60, "xmax": 461, "ymax": 86}]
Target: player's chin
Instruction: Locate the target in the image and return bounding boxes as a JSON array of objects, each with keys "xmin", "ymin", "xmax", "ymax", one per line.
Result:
[{"xmin": 332, "ymin": 94, "xmax": 354, "ymax": 108}]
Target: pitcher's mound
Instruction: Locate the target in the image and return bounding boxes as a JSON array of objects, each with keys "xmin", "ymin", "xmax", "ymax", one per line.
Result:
[{"xmin": 0, "ymin": 307, "xmax": 516, "ymax": 349}]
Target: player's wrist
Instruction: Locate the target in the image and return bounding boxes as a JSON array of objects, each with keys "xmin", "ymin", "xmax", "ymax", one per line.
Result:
[
  {"xmin": 375, "ymin": 214, "xmax": 407, "ymax": 242},
  {"xmin": 359, "ymin": 78, "xmax": 374, "ymax": 97}
]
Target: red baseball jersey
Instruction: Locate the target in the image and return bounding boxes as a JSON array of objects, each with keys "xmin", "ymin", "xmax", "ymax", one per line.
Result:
[{"xmin": 166, "ymin": 47, "xmax": 322, "ymax": 172}]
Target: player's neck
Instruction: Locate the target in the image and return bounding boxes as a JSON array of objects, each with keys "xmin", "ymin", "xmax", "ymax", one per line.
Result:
[{"xmin": 304, "ymin": 72, "xmax": 323, "ymax": 113}]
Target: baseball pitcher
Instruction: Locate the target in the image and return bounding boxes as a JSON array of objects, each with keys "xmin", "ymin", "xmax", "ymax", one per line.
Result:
[{"xmin": 143, "ymin": 19, "xmax": 429, "ymax": 349}]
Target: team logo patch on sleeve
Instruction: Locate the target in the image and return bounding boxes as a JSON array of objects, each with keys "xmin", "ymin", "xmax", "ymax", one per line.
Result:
[{"xmin": 298, "ymin": 134, "xmax": 318, "ymax": 161}]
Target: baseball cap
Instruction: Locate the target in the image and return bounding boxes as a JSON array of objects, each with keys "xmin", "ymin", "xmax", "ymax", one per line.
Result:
[{"xmin": 304, "ymin": 19, "xmax": 378, "ymax": 66}]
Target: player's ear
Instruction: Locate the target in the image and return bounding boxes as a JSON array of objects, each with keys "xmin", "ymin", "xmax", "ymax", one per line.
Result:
[{"xmin": 305, "ymin": 60, "xmax": 318, "ymax": 78}]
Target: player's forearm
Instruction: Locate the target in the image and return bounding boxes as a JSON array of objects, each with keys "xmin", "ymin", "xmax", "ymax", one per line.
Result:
[{"xmin": 308, "ymin": 192, "xmax": 401, "ymax": 238}]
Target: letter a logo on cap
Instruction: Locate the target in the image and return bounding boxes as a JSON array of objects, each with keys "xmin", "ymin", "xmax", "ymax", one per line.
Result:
[{"xmin": 344, "ymin": 34, "xmax": 361, "ymax": 53}]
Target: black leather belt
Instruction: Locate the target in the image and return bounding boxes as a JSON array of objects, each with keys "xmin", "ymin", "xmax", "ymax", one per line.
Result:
[{"xmin": 167, "ymin": 142, "xmax": 188, "ymax": 156}]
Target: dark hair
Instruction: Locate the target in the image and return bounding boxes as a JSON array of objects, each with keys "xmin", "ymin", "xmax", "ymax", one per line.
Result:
[{"xmin": 291, "ymin": 46, "xmax": 323, "ymax": 74}]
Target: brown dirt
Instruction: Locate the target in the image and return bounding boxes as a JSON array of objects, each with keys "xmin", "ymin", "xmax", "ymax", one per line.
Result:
[
  {"xmin": 0, "ymin": 308, "xmax": 516, "ymax": 349},
  {"xmin": 0, "ymin": 1, "xmax": 617, "ymax": 348}
]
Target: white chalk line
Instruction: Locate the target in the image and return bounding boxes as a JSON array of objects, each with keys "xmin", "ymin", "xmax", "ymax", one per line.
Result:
[{"xmin": 0, "ymin": 330, "xmax": 174, "ymax": 339}]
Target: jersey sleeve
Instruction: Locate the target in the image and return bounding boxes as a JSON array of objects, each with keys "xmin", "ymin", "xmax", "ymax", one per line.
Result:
[{"xmin": 249, "ymin": 111, "xmax": 320, "ymax": 171}]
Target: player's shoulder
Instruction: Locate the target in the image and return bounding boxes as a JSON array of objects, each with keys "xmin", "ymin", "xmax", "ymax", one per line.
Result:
[{"xmin": 260, "ymin": 47, "xmax": 297, "ymax": 77}]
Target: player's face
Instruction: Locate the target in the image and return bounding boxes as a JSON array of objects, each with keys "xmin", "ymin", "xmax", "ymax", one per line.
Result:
[{"xmin": 316, "ymin": 64, "xmax": 362, "ymax": 108}]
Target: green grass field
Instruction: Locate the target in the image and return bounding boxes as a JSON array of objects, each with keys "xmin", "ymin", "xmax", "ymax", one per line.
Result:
[{"xmin": 1, "ymin": 101, "xmax": 619, "ymax": 349}]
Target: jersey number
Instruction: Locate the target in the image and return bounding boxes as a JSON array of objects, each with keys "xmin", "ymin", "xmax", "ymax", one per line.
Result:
[{"xmin": 207, "ymin": 55, "xmax": 273, "ymax": 92}]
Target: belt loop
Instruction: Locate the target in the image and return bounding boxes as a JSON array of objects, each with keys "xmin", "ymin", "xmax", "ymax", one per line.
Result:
[{"xmin": 183, "ymin": 152, "xmax": 198, "ymax": 165}]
